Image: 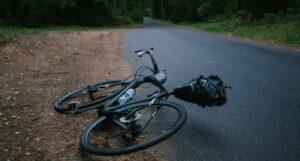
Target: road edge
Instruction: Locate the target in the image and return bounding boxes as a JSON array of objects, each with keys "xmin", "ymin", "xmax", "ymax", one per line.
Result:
[{"xmin": 144, "ymin": 17, "xmax": 300, "ymax": 52}]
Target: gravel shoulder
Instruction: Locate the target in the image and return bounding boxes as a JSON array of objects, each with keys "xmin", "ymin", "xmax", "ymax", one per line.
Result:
[{"xmin": 0, "ymin": 29, "xmax": 164, "ymax": 161}]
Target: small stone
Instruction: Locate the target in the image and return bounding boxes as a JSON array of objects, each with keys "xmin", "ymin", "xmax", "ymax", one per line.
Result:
[
  {"xmin": 15, "ymin": 131, "xmax": 21, "ymax": 135},
  {"xmin": 25, "ymin": 152, "xmax": 30, "ymax": 155},
  {"xmin": 49, "ymin": 112, "xmax": 54, "ymax": 115},
  {"xmin": 6, "ymin": 95, "xmax": 11, "ymax": 100},
  {"xmin": 11, "ymin": 115, "xmax": 17, "ymax": 118},
  {"xmin": 34, "ymin": 138, "xmax": 41, "ymax": 141},
  {"xmin": 3, "ymin": 149, "xmax": 8, "ymax": 152},
  {"xmin": 14, "ymin": 91, "xmax": 19, "ymax": 94}
]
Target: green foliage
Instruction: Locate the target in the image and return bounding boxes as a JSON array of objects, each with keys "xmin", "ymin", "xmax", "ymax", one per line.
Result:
[
  {"xmin": 196, "ymin": 1, "xmax": 215, "ymax": 21},
  {"xmin": 129, "ymin": 10, "xmax": 144, "ymax": 23},
  {"xmin": 236, "ymin": 10, "xmax": 253, "ymax": 24},
  {"xmin": 26, "ymin": 0, "xmax": 71, "ymax": 25},
  {"xmin": 113, "ymin": 16, "xmax": 134, "ymax": 26},
  {"xmin": 193, "ymin": 15, "xmax": 300, "ymax": 45},
  {"xmin": 151, "ymin": 0, "xmax": 300, "ymax": 24},
  {"xmin": 262, "ymin": 8, "xmax": 300, "ymax": 24},
  {"xmin": 264, "ymin": 13, "xmax": 281, "ymax": 23},
  {"xmin": 193, "ymin": 9, "xmax": 300, "ymax": 45},
  {"xmin": 0, "ymin": 0, "xmax": 146, "ymax": 26}
]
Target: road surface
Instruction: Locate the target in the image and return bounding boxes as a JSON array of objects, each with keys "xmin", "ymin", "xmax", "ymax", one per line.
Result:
[{"xmin": 121, "ymin": 18, "xmax": 300, "ymax": 161}]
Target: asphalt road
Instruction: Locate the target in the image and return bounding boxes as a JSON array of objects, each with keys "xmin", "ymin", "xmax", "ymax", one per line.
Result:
[{"xmin": 121, "ymin": 18, "xmax": 300, "ymax": 161}]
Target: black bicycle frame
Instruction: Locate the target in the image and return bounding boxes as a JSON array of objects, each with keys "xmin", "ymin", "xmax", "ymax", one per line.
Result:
[
  {"xmin": 103, "ymin": 75, "xmax": 170, "ymax": 113},
  {"xmin": 74, "ymin": 75, "xmax": 170, "ymax": 115},
  {"xmin": 74, "ymin": 48, "xmax": 167, "ymax": 114}
]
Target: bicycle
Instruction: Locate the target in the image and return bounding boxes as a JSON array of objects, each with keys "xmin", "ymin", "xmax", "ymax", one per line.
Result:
[
  {"xmin": 54, "ymin": 48, "xmax": 164, "ymax": 114},
  {"xmin": 54, "ymin": 48, "xmax": 227, "ymax": 155}
]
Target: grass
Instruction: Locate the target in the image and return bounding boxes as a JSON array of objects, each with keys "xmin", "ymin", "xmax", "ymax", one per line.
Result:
[
  {"xmin": 0, "ymin": 26, "xmax": 92, "ymax": 45},
  {"xmin": 0, "ymin": 24, "xmax": 142, "ymax": 45},
  {"xmin": 191, "ymin": 20, "xmax": 300, "ymax": 46}
]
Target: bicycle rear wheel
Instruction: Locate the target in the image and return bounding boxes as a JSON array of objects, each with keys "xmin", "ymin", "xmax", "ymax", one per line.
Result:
[
  {"xmin": 80, "ymin": 100, "xmax": 187, "ymax": 155},
  {"xmin": 54, "ymin": 80, "xmax": 127, "ymax": 113}
]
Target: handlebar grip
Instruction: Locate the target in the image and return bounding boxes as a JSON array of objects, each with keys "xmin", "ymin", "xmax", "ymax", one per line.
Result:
[
  {"xmin": 134, "ymin": 48, "xmax": 159, "ymax": 73},
  {"xmin": 134, "ymin": 49, "xmax": 144, "ymax": 53},
  {"xmin": 134, "ymin": 48, "xmax": 154, "ymax": 54}
]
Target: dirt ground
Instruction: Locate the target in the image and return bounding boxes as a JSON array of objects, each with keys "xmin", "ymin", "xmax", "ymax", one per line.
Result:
[{"xmin": 0, "ymin": 30, "xmax": 165, "ymax": 161}]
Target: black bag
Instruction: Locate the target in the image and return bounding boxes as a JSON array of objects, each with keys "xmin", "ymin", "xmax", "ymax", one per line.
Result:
[{"xmin": 173, "ymin": 75, "xmax": 228, "ymax": 107}]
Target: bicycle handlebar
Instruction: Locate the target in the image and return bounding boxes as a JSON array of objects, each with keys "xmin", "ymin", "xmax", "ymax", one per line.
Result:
[{"xmin": 134, "ymin": 48, "xmax": 159, "ymax": 73}]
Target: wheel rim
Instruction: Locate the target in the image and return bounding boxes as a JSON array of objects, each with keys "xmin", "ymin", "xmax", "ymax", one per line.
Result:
[
  {"xmin": 57, "ymin": 81, "xmax": 126, "ymax": 111},
  {"xmin": 81, "ymin": 101, "xmax": 186, "ymax": 155}
]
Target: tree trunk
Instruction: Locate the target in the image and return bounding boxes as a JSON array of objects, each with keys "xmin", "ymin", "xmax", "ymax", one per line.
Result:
[
  {"xmin": 235, "ymin": 0, "xmax": 241, "ymax": 11},
  {"xmin": 122, "ymin": 0, "xmax": 127, "ymax": 16},
  {"xmin": 161, "ymin": 0, "xmax": 165, "ymax": 19}
]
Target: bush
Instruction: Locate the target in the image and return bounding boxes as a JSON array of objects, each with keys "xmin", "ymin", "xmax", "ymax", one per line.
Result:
[
  {"xmin": 143, "ymin": 8, "xmax": 152, "ymax": 17},
  {"xmin": 129, "ymin": 10, "xmax": 144, "ymax": 23},
  {"xmin": 236, "ymin": 10, "xmax": 253, "ymax": 24},
  {"xmin": 262, "ymin": 9, "xmax": 300, "ymax": 24},
  {"xmin": 264, "ymin": 13, "xmax": 281, "ymax": 23},
  {"xmin": 196, "ymin": 1, "xmax": 214, "ymax": 21},
  {"xmin": 0, "ymin": 19, "xmax": 4, "ymax": 25},
  {"xmin": 0, "ymin": 0, "xmax": 145, "ymax": 26},
  {"xmin": 113, "ymin": 16, "xmax": 134, "ymax": 26}
]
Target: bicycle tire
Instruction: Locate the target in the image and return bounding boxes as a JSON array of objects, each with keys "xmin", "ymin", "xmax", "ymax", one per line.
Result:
[
  {"xmin": 80, "ymin": 100, "xmax": 187, "ymax": 155},
  {"xmin": 54, "ymin": 80, "xmax": 127, "ymax": 113}
]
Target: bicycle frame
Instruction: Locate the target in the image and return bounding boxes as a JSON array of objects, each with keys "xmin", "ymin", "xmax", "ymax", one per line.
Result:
[
  {"xmin": 70, "ymin": 48, "xmax": 171, "ymax": 115},
  {"xmin": 74, "ymin": 74, "xmax": 170, "ymax": 115},
  {"xmin": 54, "ymin": 48, "xmax": 195, "ymax": 155}
]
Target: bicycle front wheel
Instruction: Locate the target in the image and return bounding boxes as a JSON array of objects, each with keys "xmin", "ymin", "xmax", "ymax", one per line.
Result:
[
  {"xmin": 80, "ymin": 100, "xmax": 187, "ymax": 155},
  {"xmin": 54, "ymin": 80, "xmax": 127, "ymax": 113}
]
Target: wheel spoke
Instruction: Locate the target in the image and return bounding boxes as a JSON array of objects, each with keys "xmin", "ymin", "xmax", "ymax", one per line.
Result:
[
  {"xmin": 141, "ymin": 106, "xmax": 158, "ymax": 131},
  {"xmin": 55, "ymin": 81, "xmax": 126, "ymax": 113},
  {"xmin": 80, "ymin": 101, "xmax": 187, "ymax": 155}
]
